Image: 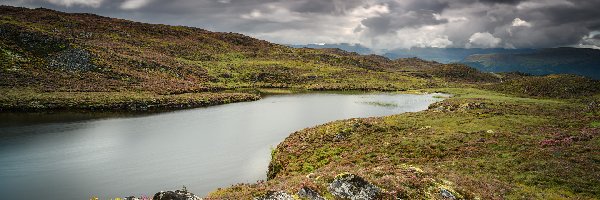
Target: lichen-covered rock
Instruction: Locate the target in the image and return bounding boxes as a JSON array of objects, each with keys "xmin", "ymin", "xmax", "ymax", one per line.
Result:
[
  {"xmin": 153, "ymin": 189, "xmax": 202, "ymax": 200},
  {"xmin": 297, "ymin": 186, "xmax": 325, "ymax": 200},
  {"xmin": 328, "ymin": 173, "xmax": 381, "ymax": 200},
  {"xmin": 253, "ymin": 191, "xmax": 294, "ymax": 200},
  {"xmin": 49, "ymin": 48, "xmax": 96, "ymax": 71},
  {"xmin": 440, "ymin": 188, "xmax": 457, "ymax": 200}
]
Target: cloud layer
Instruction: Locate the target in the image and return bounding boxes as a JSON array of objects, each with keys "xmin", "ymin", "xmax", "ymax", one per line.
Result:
[{"xmin": 3, "ymin": 0, "xmax": 600, "ymax": 50}]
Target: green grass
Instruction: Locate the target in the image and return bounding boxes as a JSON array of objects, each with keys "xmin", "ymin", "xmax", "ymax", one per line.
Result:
[
  {"xmin": 208, "ymin": 87, "xmax": 600, "ymax": 199},
  {"xmin": 0, "ymin": 88, "xmax": 260, "ymax": 111}
]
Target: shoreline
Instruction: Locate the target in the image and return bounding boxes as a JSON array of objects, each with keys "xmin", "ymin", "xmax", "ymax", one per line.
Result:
[
  {"xmin": 207, "ymin": 87, "xmax": 600, "ymax": 199},
  {"xmin": 0, "ymin": 87, "xmax": 433, "ymax": 113},
  {"xmin": 0, "ymin": 91, "xmax": 446, "ymax": 200}
]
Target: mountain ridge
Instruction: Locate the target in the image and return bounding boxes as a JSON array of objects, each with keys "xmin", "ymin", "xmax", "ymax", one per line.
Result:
[
  {"xmin": 463, "ymin": 47, "xmax": 600, "ymax": 79},
  {"xmin": 290, "ymin": 43, "xmax": 600, "ymax": 79}
]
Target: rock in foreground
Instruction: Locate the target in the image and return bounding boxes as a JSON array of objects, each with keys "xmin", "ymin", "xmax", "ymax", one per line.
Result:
[
  {"xmin": 328, "ymin": 173, "xmax": 381, "ymax": 200},
  {"xmin": 253, "ymin": 191, "xmax": 294, "ymax": 200},
  {"xmin": 297, "ymin": 186, "xmax": 325, "ymax": 200},
  {"xmin": 153, "ymin": 189, "xmax": 202, "ymax": 200}
]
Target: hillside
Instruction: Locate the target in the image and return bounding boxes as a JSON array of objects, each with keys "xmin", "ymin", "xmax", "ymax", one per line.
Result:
[
  {"xmin": 288, "ymin": 43, "xmax": 373, "ymax": 55},
  {"xmin": 0, "ymin": 6, "xmax": 455, "ymax": 93},
  {"xmin": 0, "ymin": 6, "xmax": 495, "ymax": 111},
  {"xmin": 289, "ymin": 44, "xmax": 536, "ymax": 64},
  {"xmin": 381, "ymin": 48, "xmax": 535, "ymax": 64},
  {"xmin": 462, "ymin": 47, "xmax": 600, "ymax": 79},
  {"xmin": 290, "ymin": 44, "xmax": 600, "ymax": 80}
]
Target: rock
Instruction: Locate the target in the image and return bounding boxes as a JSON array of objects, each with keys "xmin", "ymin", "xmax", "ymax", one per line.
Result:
[
  {"xmin": 297, "ymin": 187, "xmax": 325, "ymax": 200},
  {"xmin": 334, "ymin": 128, "xmax": 353, "ymax": 141},
  {"xmin": 433, "ymin": 106, "xmax": 446, "ymax": 112},
  {"xmin": 440, "ymin": 188, "xmax": 457, "ymax": 200},
  {"xmin": 48, "ymin": 48, "xmax": 96, "ymax": 71},
  {"xmin": 153, "ymin": 189, "xmax": 202, "ymax": 200},
  {"xmin": 328, "ymin": 173, "xmax": 381, "ymax": 200},
  {"xmin": 124, "ymin": 196, "xmax": 140, "ymax": 200},
  {"xmin": 253, "ymin": 191, "xmax": 294, "ymax": 200}
]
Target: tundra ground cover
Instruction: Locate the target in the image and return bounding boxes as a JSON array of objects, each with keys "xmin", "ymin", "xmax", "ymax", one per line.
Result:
[{"xmin": 208, "ymin": 87, "xmax": 600, "ymax": 199}]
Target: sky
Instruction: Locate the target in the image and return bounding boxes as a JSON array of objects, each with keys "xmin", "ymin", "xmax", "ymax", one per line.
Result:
[{"xmin": 2, "ymin": 0, "xmax": 600, "ymax": 50}]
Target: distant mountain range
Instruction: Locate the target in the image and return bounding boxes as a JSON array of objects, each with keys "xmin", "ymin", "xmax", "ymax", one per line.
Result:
[
  {"xmin": 383, "ymin": 48, "xmax": 537, "ymax": 63},
  {"xmin": 289, "ymin": 43, "xmax": 374, "ymax": 55},
  {"xmin": 288, "ymin": 43, "xmax": 536, "ymax": 63},
  {"xmin": 290, "ymin": 44, "xmax": 600, "ymax": 79},
  {"xmin": 463, "ymin": 47, "xmax": 600, "ymax": 79}
]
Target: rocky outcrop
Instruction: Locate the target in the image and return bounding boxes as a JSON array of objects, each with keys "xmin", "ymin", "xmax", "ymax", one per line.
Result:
[
  {"xmin": 153, "ymin": 189, "xmax": 202, "ymax": 200},
  {"xmin": 440, "ymin": 188, "xmax": 457, "ymax": 200},
  {"xmin": 328, "ymin": 173, "xmax": 381, "ymax": 200},
  {"xmin": 49, "ymin": 48, "xmax": 96, "ymax": 71},
  {"xmin": 253, "ymin": 191, "xmax": 294, "ymax": 200},
  {"xmin": 297, "ymin": 186, "xmax": 325, "ymax": 200}
]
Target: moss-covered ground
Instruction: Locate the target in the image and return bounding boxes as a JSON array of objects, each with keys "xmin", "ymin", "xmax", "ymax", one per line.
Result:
[
  {"xmin": 207, "ymin": 86, "xmax": 600, "ymax": 199},
  {"xmin": 0, "ymin": 88, "xmax": 259, "ymax": 112}
]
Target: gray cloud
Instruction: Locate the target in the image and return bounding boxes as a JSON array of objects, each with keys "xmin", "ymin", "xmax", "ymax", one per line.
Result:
[
  {"xmin": 288, "ymin": 0, "xmax": 364, "ymax": 15},
  {"xmin": 2, "ymin": 0, "xmax": 599, "ymax": 49},
  {"xmin": 361, "ymin": 9, "xmax": 448, "ymax": 36}
]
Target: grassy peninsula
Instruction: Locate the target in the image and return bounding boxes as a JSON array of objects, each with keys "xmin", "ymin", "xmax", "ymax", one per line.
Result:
[{"xmin": 209, "ymin": 82, "xmax": 600, "ymax": 199}]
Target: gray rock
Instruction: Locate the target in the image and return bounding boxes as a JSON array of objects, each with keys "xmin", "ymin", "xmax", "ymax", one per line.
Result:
[
  {"xmin": 153, "ymin": 189, "xmax": 202, "ymax": 200},
  {"xmin": 297, "ymin": 187, "xmax": 325, "ymax": 200},
  {"xmin": 253, "ymin": 191, "xmax": 294, "ymax": 200},
  {"xmin": 440, "ymin": 188, "xmax": 457, "ymax": 200},
  {"xmin": 328, "ymin": 173, "xmax": 381, "ymax": 200},
  {"xmin": 49, "ymin": 48, "xmax": 96, "ymax": 71}
]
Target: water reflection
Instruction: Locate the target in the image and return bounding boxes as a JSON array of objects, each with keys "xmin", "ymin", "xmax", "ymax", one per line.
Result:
[{"xmin": 0, "ymin": 93, "xmax": 444, "ymax": 199}]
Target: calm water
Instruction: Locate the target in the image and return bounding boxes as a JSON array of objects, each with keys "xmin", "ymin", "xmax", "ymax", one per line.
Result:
[{"xmin": 0, "ymin": 92, "xmax": 443, "ymax": 199}]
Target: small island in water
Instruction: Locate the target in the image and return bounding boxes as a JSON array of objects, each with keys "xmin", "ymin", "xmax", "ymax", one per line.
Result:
[{"xmin": 1, "ymin": 3, "xmax": 599, "ymax": 200}]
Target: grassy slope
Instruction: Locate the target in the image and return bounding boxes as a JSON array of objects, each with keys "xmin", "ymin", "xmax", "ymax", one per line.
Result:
[
  {"xmin": 208, "ymin": 82, "xmax": 600, "ymax": 199},
  {"xmin": 0, "ymin": 6, "xmax": 461, "ymax": 111}
]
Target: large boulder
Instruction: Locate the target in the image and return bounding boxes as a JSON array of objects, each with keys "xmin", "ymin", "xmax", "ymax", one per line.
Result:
[
  {"xmin": 328, "ymin": 173, "xmax": 381, "ymax": 200},
  {"xmin": 153, "ymin": 189, "xmax": 202, "ymax": 200}
]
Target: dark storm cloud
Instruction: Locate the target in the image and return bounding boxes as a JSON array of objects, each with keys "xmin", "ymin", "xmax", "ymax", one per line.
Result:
[
  {"xmin": 361, "ymin": 9, "xmax": 448, "ymax": 35},
  {"xmin": 288, "ymin": 0, "xmax": 364, "ymax": 14},
  {"xmin": 2, "ymin": 0, "xmax": 600, "ymax": 49},
  {"xmin": 474, "ymin": 0, "xmax": 526, "ymax": 4},
  {"xmin": 401, "ymin": 0, "xmax": 449, "ymax": 12}
]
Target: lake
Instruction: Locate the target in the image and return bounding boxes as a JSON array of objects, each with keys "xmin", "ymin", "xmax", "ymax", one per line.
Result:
[{"xmin": 0, "ymin": 92, "xmax": 444, "ymax": 199}]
